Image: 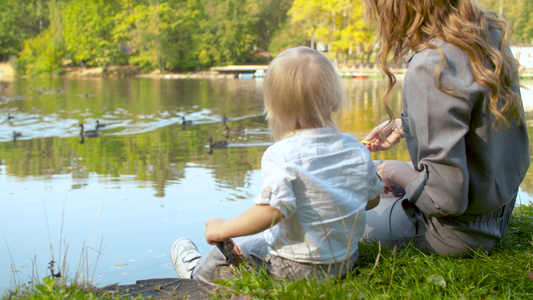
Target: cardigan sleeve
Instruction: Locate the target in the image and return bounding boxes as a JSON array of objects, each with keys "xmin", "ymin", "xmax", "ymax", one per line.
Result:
[{"xmin": 402, "ymin": 49, "xmax": 476, "ymax": 217}]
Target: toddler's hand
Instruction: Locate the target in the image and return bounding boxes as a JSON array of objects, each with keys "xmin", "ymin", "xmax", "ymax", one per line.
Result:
[{"xmin": 205, "ymin": 218, "xmax": 226, "ymax": 245}]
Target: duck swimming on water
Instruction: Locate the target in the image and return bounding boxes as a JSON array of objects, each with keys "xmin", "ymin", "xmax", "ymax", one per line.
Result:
[
  {"xmin": 182, "ymin": 116, "xmax": 193, "ymax": 126},
  {"xmin": 13, "ymin": 131, "xmax": 22, "ymax": 145},
  {"xmin": 208, "ymin": 136, "xmax": 228, "ymax": 149},
  {"xmin": 96, "ymin": 120, "xmax": 106, "ymax": 129},
  {"xmin": 223, "ymin": 124, "xmax": 246, "ymax": 136},
  {"xmin": 79, "ymin": 124, "xmax": 100, "ymax": 138}
]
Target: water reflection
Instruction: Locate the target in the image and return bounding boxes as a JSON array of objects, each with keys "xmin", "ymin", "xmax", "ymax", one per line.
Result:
[
  {"xmin": 1, "ymin": 77, "xmax": 532, "ymax": 291},
  {"xmin": 0, "ymin": 78, "xmax": 267, "ymax": 143}
]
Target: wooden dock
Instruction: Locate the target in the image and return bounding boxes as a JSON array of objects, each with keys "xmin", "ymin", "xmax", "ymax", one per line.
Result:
[{"xmin": 211, "ymin": 65, "xmax": 268, "ymax": 75}]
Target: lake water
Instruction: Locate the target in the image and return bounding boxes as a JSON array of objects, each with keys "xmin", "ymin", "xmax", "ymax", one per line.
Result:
[{"xmin": 1, "ymin": 76, "xmax": 532, "ymax": 292}]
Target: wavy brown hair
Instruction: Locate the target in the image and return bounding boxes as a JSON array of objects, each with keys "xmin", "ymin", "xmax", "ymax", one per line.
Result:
[{"xmin": 363, "ymin": 0, "xmax": 523, "ymax": 131}]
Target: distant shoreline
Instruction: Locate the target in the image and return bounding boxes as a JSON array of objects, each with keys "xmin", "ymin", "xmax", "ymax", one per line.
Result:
[
  {"xmin": 0, "ymin": 63, "xmax": 403, "ymax": 80},
  {"xmin": 1, "ymin": 63, "xmax": 532, "ymax": 81}
]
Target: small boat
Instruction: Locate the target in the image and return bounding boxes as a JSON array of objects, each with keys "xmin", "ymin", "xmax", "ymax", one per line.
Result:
[
  {"xmin": 353, "ymin": 73, "xmax": 369, "ymax": 79},
  {"xmin": 238, "ymin": 73, "xmax": 253, "ymax": 79}
]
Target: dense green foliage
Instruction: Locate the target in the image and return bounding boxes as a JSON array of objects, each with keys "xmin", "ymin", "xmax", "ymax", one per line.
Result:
[
  {"xmin": 2, "ymin": 0, "xmax": 532, "ymax": 75},
  {"xmin": 11, "ymin": 0, "xmax": 295, "ymax": 75},
  {"xmin": 479, "ymin": 0, "xmax": 533, "ymax": 44},
  {"xmin": 0, "ymin": 0, "xmax": 50, "ymax": 61}
]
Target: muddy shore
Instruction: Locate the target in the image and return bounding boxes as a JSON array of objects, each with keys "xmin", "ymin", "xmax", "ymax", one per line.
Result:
[{"xmin": 98, "ymin": 278, "xmax": 218, "ymax": 299}]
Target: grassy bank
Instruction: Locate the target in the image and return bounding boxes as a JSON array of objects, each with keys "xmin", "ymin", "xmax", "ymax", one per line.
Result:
[
  {"xmin": 220, "ymin": 204, "xmax": 533, "ymax": 299},
  {"xmin": 3, "ymin": 204, "xmax": 533, "ymax": 299}
]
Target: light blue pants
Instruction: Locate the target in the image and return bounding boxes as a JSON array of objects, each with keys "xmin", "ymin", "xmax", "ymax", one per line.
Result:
[{"xmin": 192, "ymin": 233, "xmax": 359, "ymax": 281}]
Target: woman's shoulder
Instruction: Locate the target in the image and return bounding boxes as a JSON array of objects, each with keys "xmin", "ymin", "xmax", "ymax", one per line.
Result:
[
  {"xmin": 410, "ymin": 39, "xmax": 469, "ymax": 66},
  {"xmin": 408, "ymin": 39, "xmax": 476, "ymax": 88}
]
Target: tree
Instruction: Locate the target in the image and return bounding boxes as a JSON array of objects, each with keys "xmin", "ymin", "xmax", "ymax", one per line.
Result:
[
  {"xmin": 202, "ymin": 0, "xmax": 262, "ymax": 65},
  {"xmin": 62, "ymin": 0, "xmax": 124, "ymax": 68},
  {"xmin": 158, "ymin": 0, "xmax": 207, "ymax": 71},
  {"xmin": 478, "ymin": 0, "xmax": 533, "ymax": 44},
  {"xmin": 16, "ymin": 0, "xmax": 66, "ymax": 75},
  {"xmin": 288, "ymin": 0, "xmax": 373, "ymax": 67},
  {"xmin": 509, "ymin": 0, "xmax": 533, "ymax": 44},
  {"xmin": 254, "ymin": 0, "xmax": 293, "ymax": 53},
  {"xmin": 0, "ymin": 0, "xmax": 50, "ymax": 61}
]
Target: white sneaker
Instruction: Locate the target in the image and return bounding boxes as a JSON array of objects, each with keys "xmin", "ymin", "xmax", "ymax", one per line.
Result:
[{"xmin": 171, "ymin": 238, "xmax": 201, "ymax": 279}]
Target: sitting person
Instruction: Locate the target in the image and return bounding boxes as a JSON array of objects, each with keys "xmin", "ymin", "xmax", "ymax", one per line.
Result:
[
  {"xmin": 361, "ymin": 0, "xmax": 529, "ymax": 255},
  {"xmin": 171, "ymin": 46, "xmax": 383, "ymax": 281}
]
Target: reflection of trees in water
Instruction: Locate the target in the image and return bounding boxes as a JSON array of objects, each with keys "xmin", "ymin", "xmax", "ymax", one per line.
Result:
[
  {"xmin": 209, "ymin": 145, "xmax": 265, "ymax": 201},
  {"xmin": 342, "ymin": 78, "xmax": 411, "ymax": 162},
  {"xmin": 2, "ymin": 78, "xmax": 532, "ymax": 198},
  {"xmin": 342, "ymin": 78, "xmax": 403, "ymax": 133}
]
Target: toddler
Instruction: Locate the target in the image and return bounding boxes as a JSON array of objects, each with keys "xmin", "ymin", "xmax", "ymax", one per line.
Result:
[{"xmin": 171, "ymin": 46, "xmax": 383, "ymax": 281}]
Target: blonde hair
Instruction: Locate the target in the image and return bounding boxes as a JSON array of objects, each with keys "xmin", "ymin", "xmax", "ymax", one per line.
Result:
[
  {"xmin": 263, "ymin": 46, "xmax": 347, "ymax": 141},
  {"xmin": 363, "ymin": 0, "xmax": 523, "ymax": 130}
]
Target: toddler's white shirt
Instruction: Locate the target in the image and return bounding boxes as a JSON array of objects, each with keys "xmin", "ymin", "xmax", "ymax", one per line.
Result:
[{"xmin": 254, "ymin": 127, "xmax": 383, "ymax": 264}]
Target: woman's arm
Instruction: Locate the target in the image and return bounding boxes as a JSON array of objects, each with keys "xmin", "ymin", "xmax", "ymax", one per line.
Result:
[
  {"xmin": 402, "ymin": 47, "xmax": 472, "ymax": 217},
  {"xmin": 377, "ymin": 160, "xmax": 419, "ymax": 188},
  {"xmin": 204, "ymin": 204, "xmax": 282, "ymax": 245}
]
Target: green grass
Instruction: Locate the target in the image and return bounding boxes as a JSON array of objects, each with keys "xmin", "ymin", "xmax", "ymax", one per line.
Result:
[
  {"xmin": 218, "ymin": 204, "xmax": 533, "ymax": 299},
  {"xmin": 3, "ymin": 276, "xmax": 134, "ymax": 300},
  {"xmin": 4, "ymin": 205, "xmax": 533, "ymax": 299}
]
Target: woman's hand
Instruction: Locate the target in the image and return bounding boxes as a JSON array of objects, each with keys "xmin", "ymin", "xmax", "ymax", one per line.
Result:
[
  {"xmin": 205, "ymin": 218, "xmax": 227, "ymax": 245},
  {"xmin": 363, "ymin": 119, "xmax": 403, "ymax": 152},
  {"xmin": 377, "ymin": 160, "xmax": 418, "ymax": 188}
]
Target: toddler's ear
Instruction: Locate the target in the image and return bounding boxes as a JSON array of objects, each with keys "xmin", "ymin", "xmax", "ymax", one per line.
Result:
[{"xmin": 331, "ymin": 103, "xmax": 339, "ymax": 112}]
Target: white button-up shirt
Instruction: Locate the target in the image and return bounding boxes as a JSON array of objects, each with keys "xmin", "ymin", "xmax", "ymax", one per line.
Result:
[{"xmin": 254, "ymin": 127, "xmax": 383, "ymax": 264}]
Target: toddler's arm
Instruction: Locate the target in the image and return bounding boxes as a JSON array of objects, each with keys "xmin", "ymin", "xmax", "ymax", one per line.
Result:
[{"xmin": 204, "ymin": 204, "xmax": 282, "ymax": 245}]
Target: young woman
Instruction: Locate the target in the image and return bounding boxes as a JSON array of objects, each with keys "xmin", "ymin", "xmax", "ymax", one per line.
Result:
[
  {"xmin": 171, "ymin": 46, "xmax": 383, "ymax": 281},
  {"xmin": 362, "ymin": 0, "xmax": 529, "ymax": 255}
]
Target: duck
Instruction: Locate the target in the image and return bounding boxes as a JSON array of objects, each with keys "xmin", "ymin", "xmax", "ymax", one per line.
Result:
[
  {"xmin": 182, "ymin": 116, "xmax": 193, "ymax": 126},
  {"xmin": 96, "ymin": 120, "xmax": 106, "ymax": 129},
  {"xmin": 7, "ymin": 112, "xmax": 14, "ymax": 121},
  {"xmin": 79, "ymin": 123, "xmax": 100, "ymax": 138},
  {"xmin": 13, "ymin": 131, "xmax": 21, "ymax": 139},
  {"xmin": 208, "ymin": 136, "xmax": 228, "ymax": 149},
  {"xmin": 13, "ymin": 131, "xmax": 22, "ymax": 145},
  {"xmin": 223, "ymin": 124, "xmax": 246, "ymax": 136}
]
